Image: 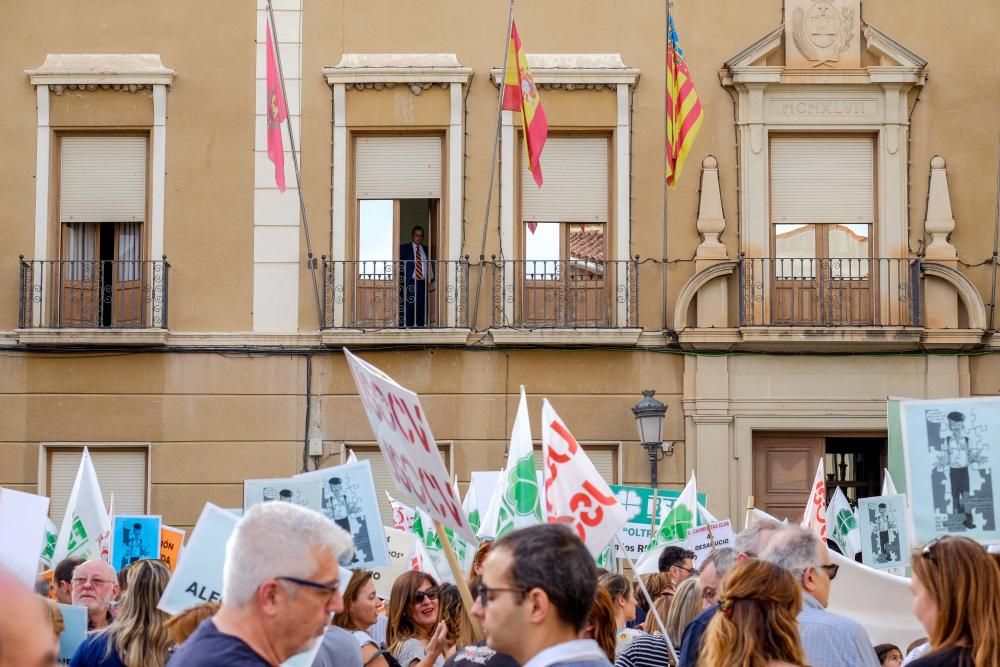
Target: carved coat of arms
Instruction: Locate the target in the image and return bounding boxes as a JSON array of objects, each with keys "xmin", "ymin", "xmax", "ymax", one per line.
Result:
[{"xmin": 792, "ymin": 0, "xmax": 856, "ymax": 66}]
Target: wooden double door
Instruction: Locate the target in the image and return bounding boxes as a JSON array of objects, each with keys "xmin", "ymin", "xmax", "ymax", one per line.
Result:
[{"xmin": 59, "ymin": 221, "xmax": 143, "ymax": 327}]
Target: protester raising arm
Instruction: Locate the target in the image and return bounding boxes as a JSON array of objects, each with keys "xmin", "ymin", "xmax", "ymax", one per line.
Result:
[{"xmin": 387, "ymin": 572, "xmax": 449, "ymax": 667}]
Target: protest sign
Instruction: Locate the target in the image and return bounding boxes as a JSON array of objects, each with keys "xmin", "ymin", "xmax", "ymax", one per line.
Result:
[
  {"xmin": 541, "ymin": 399, "xmax": 627, "ymax": 557},
  {"xmin": 295, "ymin": 460, "xmax": 390, "ymax": 569},
  {"xmin": 244, "ymin": 477, "xmax": 323, "ymax": 512},
  {"xmin": 887, "ymin": 397, "xmax": 911, "ymax": 494},
  {"xmin": 53, "ymin": 447, "xmax": 111, "ymax": 563},
  {"xmin": 858, "ymin": 494, "xmax": 910, "ymax": 570},
  {"xmin": 160, "ymin": 525, "xmax": 186, "ymax": 573},
  {"xmin": 373, "ymin": 527, "xmax": 417, "ymax": 598},
  {"xmin": 157, "ymin": 504, "xmax": 239, "ymax": 615},
  {"xmin": 608, "ymin": 485, "xmax": 707, "ymax": 559},
  {"xmin": 901, "ymin": 397, "xmax": 1000, "ymax": 543},
  {"xmin": 685, "ymin": 519, "xmax": 735, "ymax": 568},
  {"xmin": 57, "ymin": 603, "xmax": 87, "ymax": 663},
  {"xmin": 0, "ymin": 487, "xmax": 50, "ymax": 586},
  {"xmin": 344, "ymin": 350, "xmax": 474, "ymax": 542},
  {"xmin": 111, "ymin": 515, "xmax": 162, "ymax": 572}
]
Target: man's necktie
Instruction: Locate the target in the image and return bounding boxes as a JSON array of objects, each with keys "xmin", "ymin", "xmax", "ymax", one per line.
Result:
[{"xmin": 415, "ymin": 245, "xmax": 424, "ymax": 280}]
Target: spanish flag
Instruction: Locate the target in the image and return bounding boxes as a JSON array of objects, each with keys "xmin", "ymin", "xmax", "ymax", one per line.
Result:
[
  {"xmin": 666, "ymin": 14, "xmax": 702, "ymax": 188},
  {"xmin": 502, "ymin": 20, "xmax": 548, "ymax": 187}
]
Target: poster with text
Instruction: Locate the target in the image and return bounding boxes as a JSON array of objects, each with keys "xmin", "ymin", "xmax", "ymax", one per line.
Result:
[
  {"xmin": 160, "ymin": 525, "xmax": 186, "ymax": 573},
  {"xmin": 901, "ymin": 397, "xmax": 1000, "ymax": 544},
  {"xmin": 608, "ymin": 485, "xmax": 707, "ymax": 559},
  {"xmin": 686, "ymin": 520, "xmax": 736, "ymax": 568},
  {"xmin": 111, "ymin": 515, "xmax": 162, "ymax": 572},
  {"xmin": 157, "ymin": 504, "xmax": 239, "ymax": 615},
  {"xmin": 244, "ymin": 477, "xmax": 323, "ymax": 513},
  {"xmin": 858, "ymin": 494, "xmax": 910, "ymax": 570},
  {"xmin": 373, "ymin": 526, "xmax": 418, "ymax": 598},
  {"xmin": 296, "ymin": 460, "xmax": 390, "ymax": 569}
]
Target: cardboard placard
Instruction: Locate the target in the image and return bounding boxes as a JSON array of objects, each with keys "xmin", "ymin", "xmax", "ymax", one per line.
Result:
[
  {"xmin": 157, "ymin": 504, "xmax": 239, "ymax": 614},
  {"xmin": 160, "ymin": 525, "xmax": 186, "ymax": 573}
]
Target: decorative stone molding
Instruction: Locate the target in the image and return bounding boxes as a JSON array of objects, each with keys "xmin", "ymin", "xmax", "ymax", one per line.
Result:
[
  {"xmin": 922, "ymin": 262, "xmax": 988, "ymax": 330},
  {"xmin": 490, "ymin": 53, "xmax": 639, "ymax": 89},
  {"xmin": 924, "ymin": 156, "xmax": 957, "ymax": 260},
  {"xmin": 25, "ymin": 54, "xmax": 174, "ymax": 89},
  {"xmin": 695, "ymin": 156, "xmax": 727, "ymax": 260},
  {"xmin": 673, "ymin": 261, "xmax": 738, "ymax": 331},
  {"xmin": 323, "ymin": 53, "xmax": 473, "ymax": 93}
]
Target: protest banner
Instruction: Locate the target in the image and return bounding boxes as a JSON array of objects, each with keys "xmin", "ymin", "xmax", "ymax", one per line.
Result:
[
  {"xmin": 52, "ymin": 447, "xmax": 112, "ymax": 563},
  {"xmin": 609, "ymin": 485, "xmax": 707, "ymax": 559},
  {"xmin": 111, "ymin": 515, "xmax": 162, "ymax": 572},
  {"xmin": 374, "ymin": 526, "xmax": 418, "ymax": 598},
  {"xmin": 0, "ymin": 487, "xmax": 50, "ymax": 586},
  {"xmin": 344, "ymin": 350, "xmax": 474, "ymax": 543},
  {"xmin": 685, "ymin": 519, "xmax": 735, "ymax": 568},
  {"xmin": 901, "ymin": 397, "xmax": 1000, "ymax": 544},
  {"xmin": 157, "ymin": 504, "xmax": 239, "ymax": 615},
  {"xmin": 57, "ymin": 603, "xmax": 88, "ymax": 663},
  {"xmin": 541, "ymin": 399, "xmax": 628, "ymax": 557},
  {"xmin": 295, "ymin": 460, "xmax": 390, "ymax": 569},
  {"xmin": 160, "ymin": 525, "xmax": 186, "ymax": 573},
  {"xmin": 244, "ymin": 477, "xmax": 323, "ymax": 512},
  {"xmin": 858, "ymin": 494, "xmax": 911, "ymax": 570}
]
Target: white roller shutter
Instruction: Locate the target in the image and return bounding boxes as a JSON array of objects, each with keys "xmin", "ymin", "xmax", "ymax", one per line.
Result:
[
  {"xmin": 60, "ymin": 136, "xmax": 147, "ymax": 222},
  {"xmin": 770, "ymin": 137, "xmax": 873, "ymax": 225},
  {"xmin": 48, "ymin": 448, "xmax": 148, "ymax": 527},
  {"xmin": 522, "ymin": 137, "xmax": 608, "ymax": 223},
  {"xmin": 533, "ymin": 444, "xmax": 617, "ymax": 484},
  {"xmin": 355, "ymin": 136, "xmax": 442, "ymax": 199},
  {"xmin": 349, "ymin": 444, "xmax": 452, "ymax": 528}
]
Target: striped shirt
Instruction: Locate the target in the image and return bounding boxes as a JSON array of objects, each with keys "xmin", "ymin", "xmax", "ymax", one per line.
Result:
[{"xmin": 613, "ymin": 634, "xmax": 677, "ymax": 667}]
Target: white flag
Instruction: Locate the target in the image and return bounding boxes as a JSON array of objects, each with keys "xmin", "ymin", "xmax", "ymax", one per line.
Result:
[
  {"xmin": 495, "ymin": 387, "xmax": 543, "ymax": 538},
  {"xmin": 477, "ymin": 470, "xmax": 504, "ymax": 540},
  {"xmin": 386, "ymin": 492, "xmax": 415, "ymax": 532},
  {"xmin": 801, "ymin": 459, "xmax": 827, "ymax": 541},
  {"xmin": 346, "ymin": 449, "xmax": 358, "ymax": 464},
  {"xmin": 882, "ymin": 468, "xmax": 898, "ymax": 496},
  {"xmin": 826, "ymin": 486, "xmax": 861, "ymax": 557},
  {"xmin": 53, "ymin": 448, "xmax": 112, "ymax": 563},
  {"xmin": 541, "ymin": 399, "xmax": 627, "ymax": 557}
]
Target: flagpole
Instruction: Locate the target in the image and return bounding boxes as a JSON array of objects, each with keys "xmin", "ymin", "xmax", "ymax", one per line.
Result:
[
  {"xmin": 265, "ymin": 0, "xmax": 324, "ymax": 328},
  {"xmin": 615, "ymin": 536, "xmax": 678, "ymax": 666},
  {"xmin": 661, "ymin": 0, "xmax": 672, "ymax": 331},
  {"xmin": 471, "ymin": 0, "xmax": 516, "ymax": 331}
]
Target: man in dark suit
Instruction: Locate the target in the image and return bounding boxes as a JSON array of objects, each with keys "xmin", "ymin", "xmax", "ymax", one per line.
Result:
[{"xmin": 399, "ymin": 226, "xmax": 433, "ymax": 327}]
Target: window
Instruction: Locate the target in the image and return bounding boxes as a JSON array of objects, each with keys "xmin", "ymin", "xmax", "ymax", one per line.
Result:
[
  {"xmin": 343, "ymin": 443, "xmax": 452, "ymax": 528},
  {"xmin": 46, "ymin": 447, "xmax": 149, "ymax": 528},
  {"xmin": 352, "ymin": 136, "xmax": 443, "ymax": 328},
  {"xmin": 58, "ymin": 136, "xmax": 147, "ymax": 327},
  {"xmin": 520, "ymin": 137, "xmax": 611, "ymax": 327}
]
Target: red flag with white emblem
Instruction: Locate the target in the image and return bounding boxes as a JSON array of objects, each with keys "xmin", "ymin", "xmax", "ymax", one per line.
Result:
[{"xmin": 265, "ymin": 20, "xmax": 288, "ymax": 193}]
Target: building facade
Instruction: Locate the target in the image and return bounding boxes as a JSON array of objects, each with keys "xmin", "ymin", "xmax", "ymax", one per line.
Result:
[{"xmin": 2, "ymin": 0, "xmax": 999, "ymax": 532}]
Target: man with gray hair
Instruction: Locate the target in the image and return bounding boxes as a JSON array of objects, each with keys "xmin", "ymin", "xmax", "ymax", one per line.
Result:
[
  {"xmin": 761, "ymin": 525, "xmax": 878, "ymax": 667},
  {"xmin": 678, "ymin": 518, "xmax": 784, "ymax": 667},
  {"xmin": 168, "ymin": 501, "xmax": 355, "ymax": 666}
]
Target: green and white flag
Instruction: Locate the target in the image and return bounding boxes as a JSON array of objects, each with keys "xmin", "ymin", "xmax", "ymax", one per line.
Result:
[
  {"xmin": 496, "ymin": 387, "xmax": 543, "ymax": 538},
  {"xmin": 412, "ymin": 508, "xmax": 456, "ymax": 584},
  {"xmin": 462, "ymin": 484, "xmax": 481, "ymax": 536},
  {"xmin": 633, "ymin": 471, "xmax": 699, "ymax": 575},
  {"xmin": 827, "ymin": 486, "xmax": 861, "ymax": 558},
  {"xmin": 39, "ymin": 518, "xmax": 58, "ymax": 568},
  {"xmin": 53, "ymin": 448, "xmax": 112, "ymax": 563}
]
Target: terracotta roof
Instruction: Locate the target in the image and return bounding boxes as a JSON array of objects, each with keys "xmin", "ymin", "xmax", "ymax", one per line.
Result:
[{"xmin": 569, "ymin": 229, "xmax": 605, "ymax": 262}]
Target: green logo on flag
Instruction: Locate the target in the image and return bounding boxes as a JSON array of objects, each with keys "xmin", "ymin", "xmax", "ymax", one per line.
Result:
[
  {"xmin": 468, "ymin": 509, "xmax": 481, "ymax": 535},
  {"xmin": 66, "ymin": 516, "xmax": 90, "ymax": 556},
  {"xmin": 653, "ymin": 503, "xmax": 695, "ymax": 545},
  {"xmin": 835, "ymin": 509, "xmax": 857, "ymax": 536},
  {"xmin": 41, "ymin": 531, "xmax": 57, "ymax": 562},
  {"xmin": 496, "ymin": 454, "xmax": 542, "ymax": 537}
]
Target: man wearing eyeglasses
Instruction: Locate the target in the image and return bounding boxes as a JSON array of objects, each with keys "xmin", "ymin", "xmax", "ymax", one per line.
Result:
[
  {"xmin": 70, "ymin": 559, "xmax": 120, "ymax": 631},
  {"xmin": 168, "ymin": 501, "xmax": 355, "ymax": 667},
  {"xmin": 471, "ymin": 524, "xmax": 612, "ymax": 667},
  {"xmin": 762, "ymin": 526, "xmax": 878, "ymax": 667},
  {"xmin": 657, "ymin": 546, "xmax": 697, "ymax": 586}
]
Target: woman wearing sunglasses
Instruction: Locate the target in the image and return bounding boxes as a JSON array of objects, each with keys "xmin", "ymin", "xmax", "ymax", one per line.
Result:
[
  {"xmin": 387, "ymin": 571, "xmax": 450, "ymax": 667},
  {"xmin": 908, "ymin": 536, "xmax": 1000, "ymax": 667}
]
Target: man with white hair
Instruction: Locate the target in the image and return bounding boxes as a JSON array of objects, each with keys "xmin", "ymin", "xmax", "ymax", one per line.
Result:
[
  {"xmin": 70, "ymin": 558, "xmax": 120, "ymax": 630},
  {"xmin": 168, "ymin": 501, "xmax": 354, "ymax": 666},
  {"xmin": 761, "ymin": 525, "xmax": 878, "ymax": 667},
  {"xmin": 678, "ymin": 518, "xmax": 784, "ymax": 667}
]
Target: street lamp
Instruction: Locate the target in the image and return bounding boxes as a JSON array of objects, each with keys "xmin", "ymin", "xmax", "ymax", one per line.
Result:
[{"xmin": 632, "ymin": 389, "xmax": 668, "ymax": 489}]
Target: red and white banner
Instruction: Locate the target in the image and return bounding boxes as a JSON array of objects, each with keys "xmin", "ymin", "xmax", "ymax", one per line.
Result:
[
  {"xmin": 802, "ymin": 459, "xmax": 828, "ymax": 540},
  {"xmin": 345, "ymin": 350, "xmax": 474, "ymax": 542},
  {"xmin": 541, "ymin": 399, "xmax": 627, "ymax": 556}
]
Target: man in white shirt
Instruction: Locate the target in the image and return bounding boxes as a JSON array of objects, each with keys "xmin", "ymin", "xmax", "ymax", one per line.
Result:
[
  {"xmin": 471, "ymin": 524, "xmax": 612, "ymax": 667},
  {"xmin": 399, "ymin": 226, "xmax": 434, "ymax": 328}
]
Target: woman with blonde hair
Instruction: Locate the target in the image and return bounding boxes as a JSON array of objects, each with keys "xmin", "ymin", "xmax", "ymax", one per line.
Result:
[
  {"xmin": 908, "ymin": 535, "xmax": 1000, "ymax": 667},
  {"xmin": 70, "ymin": 559, "xmax": 174, "ymax": 667},
  {"xmin": 699, "ymin": 559, "xmax": 806, "ymax": 667},
  {"xmin": 387, "ymin": 571, "xmax": 450, "ymax": 667},
  {"xmin": 333, "ymin": 569, "xmax": 392, "ymax": 667},
  {"xmin": 665, "ymin": 576, "xmax": 702, "ymax": 651},
  {"xmin": 598, "ymin": 572, "xmax": 640, "ymax": 655}
]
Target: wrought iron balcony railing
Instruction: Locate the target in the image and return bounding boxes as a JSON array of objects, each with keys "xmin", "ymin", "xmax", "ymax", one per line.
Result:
[
  {"xmin": 739, "ymin": 257, "xmax": 921, "ymax": 327},
  {"xmin": 18, "ymin": 258, "xmax": 169, "ymax": 329},
  {"xmin": 322, "ymin": 258, "xmax": 470, "ymax": 329},
  {"xmin": 489, "ymin": 258, "xmax": 639, "ymax": 329}
]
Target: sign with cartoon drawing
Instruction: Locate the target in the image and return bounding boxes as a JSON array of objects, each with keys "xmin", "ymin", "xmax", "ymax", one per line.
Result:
[
  {"xmin": 901, "ymin": 397, "xmax": 1000, "ymax": 544},
  {"xmin": 858, "ymin": 494, "xmax": 909, "ymax": 570}
]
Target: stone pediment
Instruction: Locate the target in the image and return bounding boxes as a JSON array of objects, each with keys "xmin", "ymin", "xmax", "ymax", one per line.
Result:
[{"xmin": 720, "ymin": 19, "xmax": 926, "ymax": 87}]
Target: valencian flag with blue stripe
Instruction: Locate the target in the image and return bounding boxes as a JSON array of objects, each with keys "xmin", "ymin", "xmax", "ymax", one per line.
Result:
[{"xmin": 666, "ymin": 14, "xmax": 703, "ymax": 187}]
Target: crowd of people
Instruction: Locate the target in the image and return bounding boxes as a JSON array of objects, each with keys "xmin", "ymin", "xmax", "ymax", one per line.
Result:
[{"xmin": 2, "ymin": 500, "xmax": 1000, "ymax": 667}]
